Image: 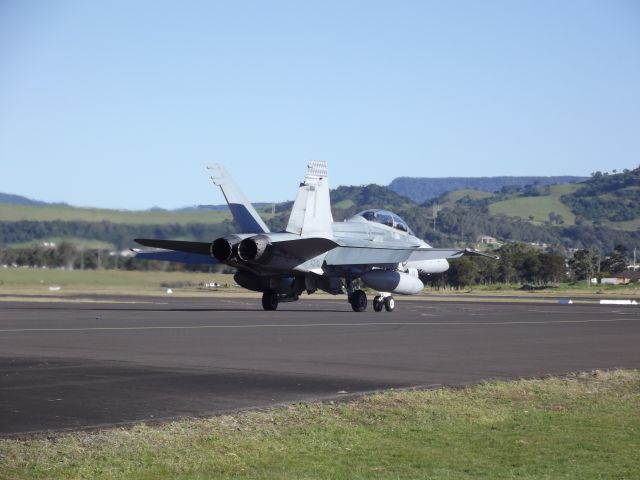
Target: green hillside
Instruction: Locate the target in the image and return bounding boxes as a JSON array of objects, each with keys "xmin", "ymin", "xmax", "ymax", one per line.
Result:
[
  {"xmin": 605, "ymin": 218, "xmax": 640, "ymax": 231},
  {"xmin": 488, "ymin": 184, "xmax": 580, "ymax": 225},
  {"xmin": 0, "ymin": 203, "xmax": 232, "ymax": 224},
  {"xmin": 1, "ymin": 169, "xmax": 639, "ymax": 254},
  {"xmin": 437, "ymin": 189, "xmax": 493, "ymax": 210},
  {"xmin": 560, "ymin": 168, "xmax": 640, "ymax": 223}
]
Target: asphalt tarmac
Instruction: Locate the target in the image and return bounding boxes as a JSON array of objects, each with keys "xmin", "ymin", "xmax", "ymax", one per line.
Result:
[{"xmin": 1, "ymin": 296, "xmax": 639, "ymax": 435}]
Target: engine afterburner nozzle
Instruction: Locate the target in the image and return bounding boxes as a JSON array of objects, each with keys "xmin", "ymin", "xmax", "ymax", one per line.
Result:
[
  {"xmin": 211, "ymin": 235, "xmax": 241, "ymax": 262},
  {"xmin": 238, "ymin": 234, "xmax": 272, "ymax": 263}
]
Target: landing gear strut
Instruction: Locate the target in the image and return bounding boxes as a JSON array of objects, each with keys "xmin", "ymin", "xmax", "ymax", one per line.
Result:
[{"xmin": 261, "ymin": 289, "xmax": 278, "ymax": 311}]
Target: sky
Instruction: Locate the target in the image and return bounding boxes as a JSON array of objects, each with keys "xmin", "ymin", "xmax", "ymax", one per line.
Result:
[{"xmin": 1, "ymin": 1, "xmax": 639, "ymax": 209}]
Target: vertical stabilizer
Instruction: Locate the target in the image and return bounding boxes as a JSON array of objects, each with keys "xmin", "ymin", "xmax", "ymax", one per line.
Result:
[
  {"xmin": 207, "ymin": 163, "xmax": 270, "ymax": 234},
  {"xmin": 286, "ymin": 161, "xmax": 334, "ymax": 238}
]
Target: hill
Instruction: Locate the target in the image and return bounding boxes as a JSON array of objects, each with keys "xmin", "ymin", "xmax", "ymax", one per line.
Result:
[
  {"xmin": 0, "ymin": 192, "xmax": 68, "ymax": 207},
  {"xmin": 488, "ymin": 184, "xmax": 580, "ymax": 225},
  {"xmin": 389, "ymin": 176, "xmax": 586, "ymax": 204},
  {"xmin": 0, "ymin": 203, "xmax": 232, "ymax": 225},
  {"xmin": 460, "ymin": 167, "xmax": 640, "ymax": 230},
  {"xmin": 2, "ymin": 168, "xmax": 639, "ymax": 254},
  {"xmin": 561, "ymin": 167, "xmax": 640, "ymax": 224}
]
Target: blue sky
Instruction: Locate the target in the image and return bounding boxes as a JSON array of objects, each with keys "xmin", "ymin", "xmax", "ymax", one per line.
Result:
[{"xmin": 1, "ymin": 1, "xmax": 639, "ymax": 209}]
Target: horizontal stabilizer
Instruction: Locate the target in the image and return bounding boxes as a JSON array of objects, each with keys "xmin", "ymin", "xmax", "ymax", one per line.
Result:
[
  {"xmin": 132, "ymin": 249, "xmax": 216, "ymax": 265},
  {"xmin": 134, "ymin": 239, "xmax": 211, "ymax": 255},
  {"xmin": 272, "ymin": 237, "xmax": 338, "ymax": 260}
]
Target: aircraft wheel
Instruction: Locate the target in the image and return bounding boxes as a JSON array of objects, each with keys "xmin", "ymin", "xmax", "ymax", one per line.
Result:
[
  {"xmin": 261, "ymin": 290, "xmax": 279, "ymax": 311},
  {"xmin": 350, "ymin": 290, "xmax": 367, "ymax": 312},
  {"xmin": 384, "ymin": 296, "xmax": 395, "ymax": 312},
  {"xmin": 373, "ymin": 295, "xmax": 383, "ymax": 312}
]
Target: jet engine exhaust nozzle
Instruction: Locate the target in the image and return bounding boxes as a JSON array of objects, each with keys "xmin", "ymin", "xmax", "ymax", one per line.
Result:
[
  {"xmin": 238, "ymin": 235, "xmax": 272, "ymax": 263},
  {"xmin": 211, "ymin": 235, "xmax": 241, "ymax": 262}
]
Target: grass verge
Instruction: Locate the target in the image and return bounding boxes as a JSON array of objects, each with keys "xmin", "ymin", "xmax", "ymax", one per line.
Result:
[
  {"xmin": 1, "ymin": 370, "xmax": 638, "ymax": 479},
  {"xmin": 1, "ymin": 269, "xmax": 639, "ymax": 300},
  {"xmin": 0, "ymin": 269, "xmax": 236, "ymax": 297}
]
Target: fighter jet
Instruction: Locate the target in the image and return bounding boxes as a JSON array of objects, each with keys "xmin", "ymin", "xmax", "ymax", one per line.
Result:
[{"xmin": 134, "ymin": 161, "xmax": 493, "ymax": 312}]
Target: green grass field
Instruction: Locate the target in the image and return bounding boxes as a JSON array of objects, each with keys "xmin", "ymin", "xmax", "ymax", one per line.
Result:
[
  {"xmin": 0, "ymin": 203, "xmax": 232, "ymax": 225},
  {"xmin": 1, "ymin": 370, "xmax": 637, "ymax": 479},
  {"xmin": 7, "ymin": 237, "xmax": 118, "ymax": 250},
  {"xmin": 488, "ymin": 184, "xmax": 579, "ymax": 225},
  {"xmin": 604, "ymin": 218, "xmax": 640, "ymax": 231},
  {"xmin": 438, "ymin": 189, "xmax": 493, "ymax": 209},
  {"xmin": 1, "ymin": 269, "xmax": 638, "ymax": 299},
  {"xmin": 333, "ymin": 199, "xmax": 355, "ymax": 209},
  {"xmin": 0, "ymin": 269, "xmax": 236, "ymax": 296}
]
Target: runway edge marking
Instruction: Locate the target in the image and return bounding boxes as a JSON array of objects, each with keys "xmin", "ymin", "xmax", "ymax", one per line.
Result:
[{"xmin": 1, "ymin": 317, "xmax": 640, "ymax": 333}]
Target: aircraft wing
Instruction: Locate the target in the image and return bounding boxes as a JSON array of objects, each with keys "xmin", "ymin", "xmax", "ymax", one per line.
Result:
[
  {"xmin": 408, "ymin": 248, "xmax": 498, "ymax": 261},
  {"xmin": 325, "ymin": 246, "xmax": 497, "ymax": 266}
]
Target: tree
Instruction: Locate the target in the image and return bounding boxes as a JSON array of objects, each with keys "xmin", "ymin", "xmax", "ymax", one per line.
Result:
[
  {"xmin": 538, "ymin": 253, "xmax": 566, "ymax": 283},
  {"xmin": 569, "ymin": 249, "xmax": 598, "ymax": 287},
  {"xmin": 55, "ymin": 241, "xmax": 76, "ymax": 269},
  {"xmin": 447, "ymin": 257, "xmax": 479, "ymax": 288},
  {"xmin": 600, "ymin": 244, "xmax": 628, "ymax": 275}
]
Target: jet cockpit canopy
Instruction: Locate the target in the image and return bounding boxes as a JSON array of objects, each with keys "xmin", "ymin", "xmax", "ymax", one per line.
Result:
[{"xmin": 357, "ymin": 209, "xmax": 414, "ymax": 235}]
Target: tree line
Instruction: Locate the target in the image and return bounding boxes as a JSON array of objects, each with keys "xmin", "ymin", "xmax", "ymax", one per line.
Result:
[
  {"xmin": 424, "ymin": 243, "xmax": 634, "ymax": 289},
  {"xmin": 2, "ymin": 241, "xmax": 633, "ymax": 289},
  {"xmin": 0, "ymin": 220, "xmax": 234, "ymax": 250}
]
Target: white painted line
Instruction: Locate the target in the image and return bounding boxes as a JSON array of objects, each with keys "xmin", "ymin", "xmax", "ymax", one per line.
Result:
[
  {"xmin": 600, "ymin": 299, "xmax": 638, "ymax": 305},
  {"xmin": 1, "ymin": 317, "xmax": 639, "ymax": 333}
]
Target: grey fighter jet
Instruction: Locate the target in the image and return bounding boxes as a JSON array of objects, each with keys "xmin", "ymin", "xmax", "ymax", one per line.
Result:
[{"xmin": 134, "ymin": 161, "xmax": 492, "ymax": 312}]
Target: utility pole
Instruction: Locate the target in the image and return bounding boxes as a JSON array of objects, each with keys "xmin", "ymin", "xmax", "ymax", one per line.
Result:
[{"xmin": 432, "ymin": 202, "xmax": 438, "ymax": 231}]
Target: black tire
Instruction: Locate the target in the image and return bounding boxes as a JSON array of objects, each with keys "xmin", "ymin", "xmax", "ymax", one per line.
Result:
[
  {"xmin": 373, "ymin": 296, "xmax": 383, "ymax": 312},
  {"xmin": 262, "ymin": 290, "xmax": 278, "ymax": 311},
  {"xmin": 350, "ymin": 289, "xmax": 367, "ymax": 312},
  {"xmin": 384, "ymin": 296, "xmax": 395, "ymax": 312}
]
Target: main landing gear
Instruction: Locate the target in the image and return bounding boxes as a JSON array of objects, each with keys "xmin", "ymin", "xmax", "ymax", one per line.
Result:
[
  {"xmin": 349, "ymin": 289, "xmax": 367, "ymax": 312},
  {"xmin": 349, "ymin": 290, "xmax": 395, "ymax": 312},
  {"xmin": 373, "ymin": 293, "xmax": 395, "ymax": 312},
  {"xmin": 261, "ymin": 289, "xmax": 300, "ymax": 311},
  {"xmin": 261, "ymin": 289, "xmax": 279, "ymax": 311},
  {"xmin": 345, "ymin": 279, "xmax": 395, "ymax": 312}
]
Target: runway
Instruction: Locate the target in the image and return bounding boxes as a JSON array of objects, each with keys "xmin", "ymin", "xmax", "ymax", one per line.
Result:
[{"xmin": 1, "ymin": 296, "xmax": 639, "ymax": 435}]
